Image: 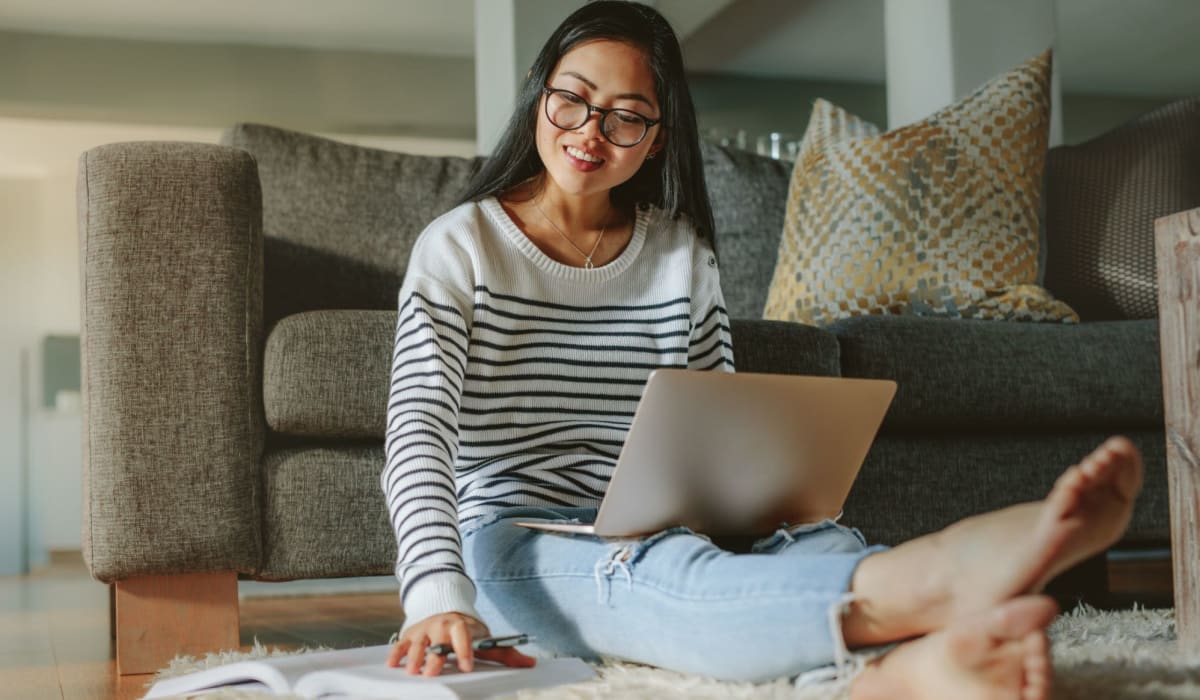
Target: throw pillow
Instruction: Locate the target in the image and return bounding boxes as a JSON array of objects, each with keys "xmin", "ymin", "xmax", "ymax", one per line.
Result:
[
  {"xmin": 763, "ymin": 50, "xmax": 1079, "ymax": 325},
  {"xmin": 1043, "ymin": 97, "xmax": 1200, "ymax": 321}
]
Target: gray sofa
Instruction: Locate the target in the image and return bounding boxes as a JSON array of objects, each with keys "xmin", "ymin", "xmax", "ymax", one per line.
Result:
[{"xmin": 78, "ymin": 121, "xmax": 1178, "ymax": 664}]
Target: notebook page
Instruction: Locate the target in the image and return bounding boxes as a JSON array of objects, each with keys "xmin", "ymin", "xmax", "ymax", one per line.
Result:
[{"xmin": 293, "ymin": 657, "xmax": 596, "ymax": 699}]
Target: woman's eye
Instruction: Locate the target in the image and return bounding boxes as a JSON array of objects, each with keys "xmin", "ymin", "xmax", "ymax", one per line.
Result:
[
  {"xmin": 560, "ymin": 92, "xmax": 584, "ymax": 104},
  {"xmin": 615, "ymin": 112, "xmax": 642, "ymax": 125}
]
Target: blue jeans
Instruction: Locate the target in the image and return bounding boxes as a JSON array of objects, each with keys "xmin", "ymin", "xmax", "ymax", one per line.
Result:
[{"xmin": 461, "ymin": 506, "xmax": 887, "ymax": 683}]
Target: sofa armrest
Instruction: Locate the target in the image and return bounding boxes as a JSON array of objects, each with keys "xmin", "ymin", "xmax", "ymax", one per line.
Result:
[{"xmin": 78, "ymin": 142, "xmax": 264, "ymax": 582}]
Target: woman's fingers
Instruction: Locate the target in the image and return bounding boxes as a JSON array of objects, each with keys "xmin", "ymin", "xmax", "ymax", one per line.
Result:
[
  {"xmin": 449, "ymin": 621, "xmax": 475, "ymax": 672},
  {"xmin": 386, "ymin": 616, "xmax": 530, "ymax": 677},
  {"xmin": 477, "ymin": 646, "xmax": 538, "ymax": 668},
  {"xmin": 422, "ymin": 647, "xmax": 447, "ymax": 677},
  {"xmin": 386, "ymin": 638, "xmax": 409, "ymax": 668},
  {"xmin": 405, "ymin": 637, "xmax": 429, "ymax": 675}
]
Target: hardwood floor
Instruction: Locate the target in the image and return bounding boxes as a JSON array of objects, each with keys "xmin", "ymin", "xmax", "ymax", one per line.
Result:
[
  {"xmin": 0, "ymin": 551, "xmax": 1175, "ymax": 700},
  {"xmin": 0, "ymin": 556, "xmax": 402, "ymax": 700}
]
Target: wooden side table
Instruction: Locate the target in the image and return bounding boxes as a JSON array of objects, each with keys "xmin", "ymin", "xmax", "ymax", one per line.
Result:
[{"xmin": 1155, "ymin": 206, "xmax": 1200, "ymax": 658}]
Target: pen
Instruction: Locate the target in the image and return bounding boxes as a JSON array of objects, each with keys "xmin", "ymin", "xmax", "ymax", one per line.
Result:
[{"xmin": 427, "ymin": 633, "xmax": 533, "ymax": 656}]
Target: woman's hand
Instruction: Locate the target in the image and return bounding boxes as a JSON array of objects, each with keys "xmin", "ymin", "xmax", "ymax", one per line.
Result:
[{"xmin": 386, "ymin": 612, "xmax": 537, "ymax": 677}]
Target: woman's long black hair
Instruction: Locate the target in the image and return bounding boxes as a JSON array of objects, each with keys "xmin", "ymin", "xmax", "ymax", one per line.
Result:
[{"xmin": 456, "ymin": 0, "xmax": 716, "ymax": 249}]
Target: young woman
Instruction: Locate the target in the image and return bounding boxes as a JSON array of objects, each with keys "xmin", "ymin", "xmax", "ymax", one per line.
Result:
[{"xmin": 382, "ymin": 3, "xmax": 1143, "ymax": 697}]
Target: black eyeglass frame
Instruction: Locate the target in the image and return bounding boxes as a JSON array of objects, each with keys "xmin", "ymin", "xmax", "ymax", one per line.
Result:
[{"xmin": 541, "ymin": 86, "xmax": 661, "ymax": 148}]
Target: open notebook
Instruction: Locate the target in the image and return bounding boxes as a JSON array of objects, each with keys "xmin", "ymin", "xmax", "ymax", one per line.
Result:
[{"xmin": 142, "ymin": 644, "xmax": 594, "ymax": 699}]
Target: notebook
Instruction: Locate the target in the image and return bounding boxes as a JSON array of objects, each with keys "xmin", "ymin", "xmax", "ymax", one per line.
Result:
[
  {"xmin": 142, "ymin": 644, "xmax": 594, "ymax": 699},
  {"xmin": 515, "ymin": 370, "xmax": 896, "ymax": 538}
]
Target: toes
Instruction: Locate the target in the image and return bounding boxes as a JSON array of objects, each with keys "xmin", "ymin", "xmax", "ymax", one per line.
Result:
[
  {"xmin": 1070, "ymin": 437, "xmax": 1144, "ymax": 503},
  {"xmin": 1021, "ymin": 631, "xmax": 1052, "ymax": 700},
  {"xmin": 987, "ymin": 596, "xmax": 1058, "ymax": 642},
  {"xmin": 1080, "ymin": 452, "xmax": 1104, "ymax": 479},
  {"xmin": 1107, "ymin": 436, "xmax": 1145, "ymax": 499},
  {"xmin": 948, "ymin": 596, "xmax": 1058, "ymax": 666},
  {"xmin": 1087, "ymin": 436, "xmax": 1145, "ymax": 501},
  {"xmin": 1048, "ymin": 465, "xmax": 1087, "ymax": 515},
  {"xmin": 847, "ymin": 666, "xmax": 896, "ymax": 700}
]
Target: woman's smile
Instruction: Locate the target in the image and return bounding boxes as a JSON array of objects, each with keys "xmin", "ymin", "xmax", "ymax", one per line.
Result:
[{"xmin": 563, "ymin": 145, "xmax": 606, "ymax": 171}]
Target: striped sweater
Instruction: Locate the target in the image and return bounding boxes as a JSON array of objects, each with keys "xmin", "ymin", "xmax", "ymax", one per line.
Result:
[{"xmin": 383, "ymin": 196, "xmax": 735, "ymax": 628}]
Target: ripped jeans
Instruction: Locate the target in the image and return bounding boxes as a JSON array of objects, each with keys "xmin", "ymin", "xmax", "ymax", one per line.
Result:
[{"xmin": 460, "ymin": 506, "xmax": 887, "ymax": 683}]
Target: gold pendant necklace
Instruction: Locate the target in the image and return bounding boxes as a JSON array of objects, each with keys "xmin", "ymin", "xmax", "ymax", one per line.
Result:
[{"xmin": 532, "ymin": 199, "xmax": 608, "ymax": 269}]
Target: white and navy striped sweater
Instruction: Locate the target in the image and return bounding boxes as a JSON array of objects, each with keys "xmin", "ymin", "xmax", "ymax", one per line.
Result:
[{"xmin": 383, "ymin": 197, "xmax": 735, "ymax": 628}]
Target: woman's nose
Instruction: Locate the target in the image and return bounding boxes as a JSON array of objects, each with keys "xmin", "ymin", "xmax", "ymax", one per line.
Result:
[{"xmin": 574, "ymin": 109, "xmax": 604, "ymax": 138}]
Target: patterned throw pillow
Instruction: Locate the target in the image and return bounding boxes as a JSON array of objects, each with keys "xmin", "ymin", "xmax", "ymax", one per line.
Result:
[
  {"xmin": 763, "ymin": 50, "xmax": 1078, "ymax": 325},
  {"xmin": 1043, "ymin": 97, "xmax": 1200, "ymax": 321}
]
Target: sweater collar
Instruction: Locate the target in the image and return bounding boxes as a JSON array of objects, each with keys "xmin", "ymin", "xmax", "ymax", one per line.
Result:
[{"xmin": 481, "ymin": 197, "xmax": 649, "ymax": 282}]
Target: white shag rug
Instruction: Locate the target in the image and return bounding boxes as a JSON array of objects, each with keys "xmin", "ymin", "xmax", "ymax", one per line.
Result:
[{"xmin": 151, "ymin": 606, "xmax": 1200, "ymax": 699}]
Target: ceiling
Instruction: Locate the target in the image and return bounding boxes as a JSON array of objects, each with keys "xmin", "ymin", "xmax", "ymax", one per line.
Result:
[{"xmin": 1, "ymin": 0, "xmax": 1196, "ymax": 97}]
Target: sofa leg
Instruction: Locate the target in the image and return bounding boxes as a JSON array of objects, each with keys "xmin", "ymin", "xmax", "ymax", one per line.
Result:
[{"xmin": 114, "ymin": 572, "xmax": 240, "ymax": 675}]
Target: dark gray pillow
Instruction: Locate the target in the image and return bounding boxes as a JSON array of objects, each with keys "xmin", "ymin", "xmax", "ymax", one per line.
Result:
[
  {"xmin": 700, "ymin": 142, "xmax": 792, "ymax": 320},
  {"xmin": 222, "ymin": 123, "xmax": 485, "ymax": 330},
  {"xmin": 1043, "ymin": 98, "xmax": 1200, "ymax": 321}
]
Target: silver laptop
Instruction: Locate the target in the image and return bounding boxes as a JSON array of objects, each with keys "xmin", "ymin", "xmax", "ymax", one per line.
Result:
[{"xmin": 515, "ymin": 369, "xmax": 897, "ymax": 538}]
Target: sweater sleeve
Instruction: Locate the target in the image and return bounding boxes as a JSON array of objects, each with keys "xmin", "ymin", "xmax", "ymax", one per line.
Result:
[
  {"xmin": 688, "ymin": 242, "xmax": 736, "ymax": 373},
  {"xmin": 383, "ymin": 231, "xmax": 481, "ymax": 631}
]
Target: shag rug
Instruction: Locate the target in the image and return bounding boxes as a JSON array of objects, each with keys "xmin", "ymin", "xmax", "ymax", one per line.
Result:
[{"xmin": 151, "ymin": 606, "xmax": 1200, "ymax": 699}]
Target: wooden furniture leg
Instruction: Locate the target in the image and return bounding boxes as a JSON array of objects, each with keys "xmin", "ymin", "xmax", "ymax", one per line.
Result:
[
  {"xmin": 1155, "ymin": 206, "xmax": 1200, "ymax": 658},
  {"xmin": 114, "ymin": 572, "xmax": 240, "ymax": 675}
]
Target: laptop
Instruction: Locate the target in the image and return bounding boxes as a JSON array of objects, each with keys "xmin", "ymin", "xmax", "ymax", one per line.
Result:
[{"xmin": 514, "ymin": 369, "xmax": 897, "ymax": 538}]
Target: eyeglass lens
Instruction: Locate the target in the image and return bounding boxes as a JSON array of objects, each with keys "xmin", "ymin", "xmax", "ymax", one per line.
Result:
[{"xmin": 546, "ymin": 91, "xmax": 649, "ymax": 147}]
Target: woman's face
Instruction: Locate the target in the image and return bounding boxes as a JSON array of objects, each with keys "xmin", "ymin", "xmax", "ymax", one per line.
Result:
[{"xmin": 536, "ymin": 39, "xmax": 663, "ymax": 201}]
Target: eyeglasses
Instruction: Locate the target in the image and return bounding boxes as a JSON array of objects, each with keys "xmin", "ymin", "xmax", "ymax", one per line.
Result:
[{"xmin": 542, "ymin": 86, "xmax": 660, "ymax": 148}]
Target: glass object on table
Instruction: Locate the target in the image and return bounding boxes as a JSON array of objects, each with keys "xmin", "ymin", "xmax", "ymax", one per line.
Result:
[
  {"xmin": 703, "ymin": 126, "xmax": 747, "ymax": 151},
  {"xmin": 756, "ymin": 132, "xmax": 801, "ymax": 161}
]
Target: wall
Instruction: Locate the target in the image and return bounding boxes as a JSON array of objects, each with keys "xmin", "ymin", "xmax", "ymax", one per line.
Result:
[
  {"xmin": 1060, "ymin": 93, "xmax": 1186, "ymax": 145},
  {"xmin": 689, "ymin": 73, "xmax": 888, "ymax": 146},
  {"xmin": 0, "ymin": 29, "xmax": 475, "ymax": 139},
  {"xmin": 0, "ymin": 177, "xmax": 41, "ymax": 574},
  {"xmin": 688, "ymin": 72, "xmax": 1180, "ymax": 146}
]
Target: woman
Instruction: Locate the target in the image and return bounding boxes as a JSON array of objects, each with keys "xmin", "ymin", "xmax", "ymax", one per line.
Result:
[{"xmin": 382, "ymin": 3, "xmax": 1142, "ymax": 697}]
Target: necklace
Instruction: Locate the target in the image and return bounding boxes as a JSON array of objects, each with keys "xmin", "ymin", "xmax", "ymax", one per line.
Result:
[{"xmin": 532, "ymin": 199, "xmax": 608, "ymax": 269}]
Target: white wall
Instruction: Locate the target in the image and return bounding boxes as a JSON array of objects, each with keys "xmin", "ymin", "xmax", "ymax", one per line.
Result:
[
  {"xmin": 885, "ymin": 0, "xmax": 1062, "ymax": 144},
  {"xmin": 0, "ymin": 176, "xmax": 42, "ymax": 575},
  {"xmin": 0, "ymin": 29, "xmax": 476, "ymax": 140},
  {"xmin": 0, "ymin": 117, "xmax": 474, "ymax": 573},
  {"xmin": 473, "ymin": 0, "xmax": 585, "ymax": 155}
]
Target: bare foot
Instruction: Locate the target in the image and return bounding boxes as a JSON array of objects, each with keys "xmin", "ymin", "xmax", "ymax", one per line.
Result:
[
  {"xmin": 844, "ymin": 436, "xmax": 1143, "ymax": 646},
  {"xmin": 849, "ymin": 595, "xmax": 1057, "ymax": 700}
]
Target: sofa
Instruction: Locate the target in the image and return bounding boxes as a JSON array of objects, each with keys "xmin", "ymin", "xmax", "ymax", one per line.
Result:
[{"xmin": 78, "ymin": 116, "xmax": 1186, "ymax": 671}]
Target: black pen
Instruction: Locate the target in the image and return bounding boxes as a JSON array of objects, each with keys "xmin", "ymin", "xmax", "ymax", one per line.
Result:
[{"xmin": 427, "ymin": 633, "xmax": 534, "ymax": 656}]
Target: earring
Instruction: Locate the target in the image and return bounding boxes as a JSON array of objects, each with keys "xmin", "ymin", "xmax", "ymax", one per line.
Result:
[{"xmin": 647, "ymin": 153, "xmax": 657, "ymax": 160}]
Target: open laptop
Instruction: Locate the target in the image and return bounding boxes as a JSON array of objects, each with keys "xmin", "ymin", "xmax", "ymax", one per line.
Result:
[{"xmin": 515, "ymin": 369, "xmax": 897, "ymax": 538}]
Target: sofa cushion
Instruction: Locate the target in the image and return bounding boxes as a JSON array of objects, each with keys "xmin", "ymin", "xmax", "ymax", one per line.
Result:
[
  {"xmin": 222, "ymin": 123, "xmax": 485, "ymax": 330},
  {"xmin": 1043, "ymin": 97, "xmax": 1200, "ymax": 321},
  {"xmin": 700, "ymin": 142, "xmax": 791, "ymax": 320},
  {"xmin": 828, "ymin": 316, "xmax": 1162, "ymax": 430},
  {"xmin": 263, "ymin": 310, "xmax": 393, "ymax": 438},
  {"xmin": 844, "ymin": 428, "xmax": 1168, "ymax": 545},
  {"xmin": 263, "ymin": 311, "xmax": 839, "ymax": 438},
  {"xmin": 260, "ymin": 444, "xmax": 395, "ymax": 579},
  {"xmin": 727, "ymin": 320, "xmax": 840, "ymax": 377},
  {"xmin": 763, "ymin": 52, "xmax": 1077, "ymax": 326}
]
